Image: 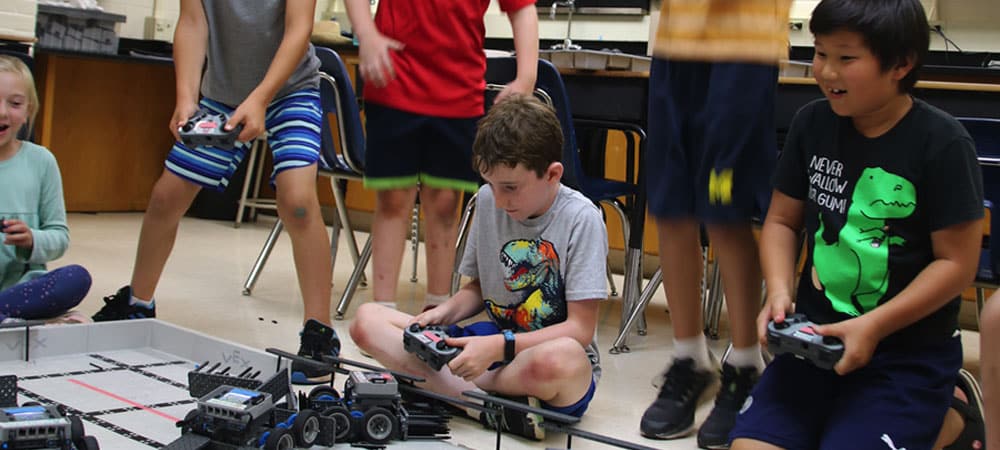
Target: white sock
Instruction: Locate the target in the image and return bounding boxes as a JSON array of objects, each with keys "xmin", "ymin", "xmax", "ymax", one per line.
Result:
[
  {"xmin": 726, "ymin": 344, "xmax": 765, "ymax": 372},
  {"xmin": 130, "ymin": 296, "xmax": 154, "ymax": 308},
  {"xmin": 424, "ymin": 293, "xmax": 449, "ymax": 306},
  {"xmin": 374, "ymin": 300, "xmax": 397, "ymax": 310},
  {"xmin": 673, "ymin": 335, "xmax": 712, "ymax": 371}
]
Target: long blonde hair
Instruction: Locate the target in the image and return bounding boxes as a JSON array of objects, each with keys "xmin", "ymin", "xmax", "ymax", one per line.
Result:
[{"xmin": 0, "ymin": 55, "xmax": 39, "ymax": 134}]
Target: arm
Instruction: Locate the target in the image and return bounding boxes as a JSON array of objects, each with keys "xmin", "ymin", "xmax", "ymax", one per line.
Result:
[
  {"xmin": 344, "ymin": 0, "xmax": 403, "ymax": 88},
  {"xmin": 227, "ymin": 0, "xmax": 317, "ymax": 141},
  {"xmin": 169, "ymin": 0, "xmax": 209, "ymax": 141},
  {"xmin": 7, "ymin": 154, "xmax": 69, "ymax": 264},
  {"xmin": 817, "ymin": 218, "xmax": 981, "ymax": 374},
  {"xmin": 757, "ymin": 190, "xmax": 804, "ymax": 343},
  {"xmin": 413, "ymin": 279, "xmax": 486, "ymax": 326},
  {"xmin": 496, "ymin": 4, "xmax": 539, "ymax": 102}
]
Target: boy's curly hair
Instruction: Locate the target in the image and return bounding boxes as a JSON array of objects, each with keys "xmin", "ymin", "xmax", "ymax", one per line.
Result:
[{"xmin": 472, "ymin": 94, "xmax": 563, "ymax": 178}]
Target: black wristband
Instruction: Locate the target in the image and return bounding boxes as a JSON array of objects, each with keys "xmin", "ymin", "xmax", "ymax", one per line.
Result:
[{"xmin": 502, "ymin": 329, "xmax": 516, "ymax": 363}]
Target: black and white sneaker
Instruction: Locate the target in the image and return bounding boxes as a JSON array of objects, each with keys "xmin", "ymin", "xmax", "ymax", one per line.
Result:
[
  {"xmin": 291, "ymin": 319, "xmax": 341, "ymax": 385},
  {"xmin": 640, "ymin": 358, "xmax": 718, "ymax": 440},
  {"xmin": 92, "ymin": 286, "xmax": 156, "ymax": 322},
  {"xmin": 697, "ymin": 364, "xmax": 759, "ymax": 449}
]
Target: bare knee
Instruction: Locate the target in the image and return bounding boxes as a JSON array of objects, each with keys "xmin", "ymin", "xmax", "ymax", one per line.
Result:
[
  {"xmin": 524, "ymin": 338, "xmax": 589, "ymax": 383},
  {"xmin": 421, "ymin": 189, "xmax": 461, "ymax": 225},
  {"xmin": 146, "ymin": 176, "xmax": 199, "ymax": 219},
  {"xmin": 277, "ymin": 195, "xmax": 318, "ymax": 230},
  {"xmin": 348, "ymin": 303, "xmax": 381, "ymax": 348},
  {"xmin": 982, "ymin": 298, "xmax": 1000, "ymax": 336},
  {"xmin": 375, "ymin": 189, "xmax": 417, "ymax": 220}
]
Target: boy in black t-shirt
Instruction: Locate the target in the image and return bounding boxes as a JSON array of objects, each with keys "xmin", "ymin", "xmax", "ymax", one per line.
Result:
[{"xmin": 730, "ymin": 1, "xmax": 984, "ymax": 449}]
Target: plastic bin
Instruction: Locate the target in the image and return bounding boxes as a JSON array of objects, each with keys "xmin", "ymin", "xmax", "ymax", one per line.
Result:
[{"xmin": 35, "ymin": 4, "xmax": 126, "ymax": 55}]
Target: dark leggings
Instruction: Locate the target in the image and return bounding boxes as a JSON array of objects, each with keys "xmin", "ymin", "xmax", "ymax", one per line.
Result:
[{"xmin": 0, "ymin": 265, "xmax": 91, "ymax": 321}]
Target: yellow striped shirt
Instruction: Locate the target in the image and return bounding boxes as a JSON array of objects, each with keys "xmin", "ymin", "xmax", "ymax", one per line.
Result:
[{"xmin": 653, "ymin": 0, "xmax": 792, "ymax": 65}]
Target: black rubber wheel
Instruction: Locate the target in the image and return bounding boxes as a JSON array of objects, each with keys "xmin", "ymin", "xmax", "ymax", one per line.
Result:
[
  {"xmin": 361, "ymin": 406, "xmax": 397, "ymax": 444},
  {"xmin": 180, "ymin": 409, "xmax": 201, "ymax": 434},
  {"xmin": 324, "ymin": 405, "xmax": 354, "ymax": 442},
  {"xmin": 69, "ymin": 415, "xmax": 85, "ymax": 441},
  {"xmin": 263, "ymin": 428, "xmax": 295, "ymax": 450},
  {"xmin": 308, "ymin": 385, "xmax": 341, "ymax": 402},
  {"xmin": 292, "ymin": 409, "xmax": 320, "ymax": 447},
  {"xmin": 77, "ymin": 435, "xmax": 99, "ymax": 450}
]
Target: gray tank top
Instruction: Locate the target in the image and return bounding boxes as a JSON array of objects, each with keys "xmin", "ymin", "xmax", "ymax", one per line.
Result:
[{"xmin": 201, "ymin": 0, "xmax": 320, "ymax": 106}]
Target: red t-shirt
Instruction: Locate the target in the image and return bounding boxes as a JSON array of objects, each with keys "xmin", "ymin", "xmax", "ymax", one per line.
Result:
[{"xmin": 363, "ymin": 0, "xmax": 535, "ymax": 118}]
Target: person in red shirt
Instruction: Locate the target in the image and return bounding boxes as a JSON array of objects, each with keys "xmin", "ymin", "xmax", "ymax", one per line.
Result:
[{"xmin": 345, "ymin": 0, "xmax": 538, "ymax": 310}]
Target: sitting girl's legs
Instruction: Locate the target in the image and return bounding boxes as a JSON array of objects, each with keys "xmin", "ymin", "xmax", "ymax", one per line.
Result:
[{"xmin": 0, "ymin": 265, "xmax": 91, "ymax": 320}]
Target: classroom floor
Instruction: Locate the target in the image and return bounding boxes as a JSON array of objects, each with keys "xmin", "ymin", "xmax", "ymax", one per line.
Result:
[{"xmin": 56, "ymin": 212, "xmax": 982, "ymax": 450}]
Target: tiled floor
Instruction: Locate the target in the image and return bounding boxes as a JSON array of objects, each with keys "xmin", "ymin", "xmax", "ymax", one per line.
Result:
[{"xmin": 57, "ymin": 212, "xmax": 982, "ymax": 449}]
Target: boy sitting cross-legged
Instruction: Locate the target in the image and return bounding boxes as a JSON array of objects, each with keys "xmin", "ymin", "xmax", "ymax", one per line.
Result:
[{"xmin": 349, "ymin": 94, "xmax": 608, "ymax": 440}]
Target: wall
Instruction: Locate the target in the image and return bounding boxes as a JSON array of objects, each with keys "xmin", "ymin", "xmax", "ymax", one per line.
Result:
[
  {"xmin": 0, "ymin": 0, "xmax": 37, "ymax": 42},
  {"xmin": 2, "ymin": 1, "xmax": 996, "ymax": 54}
]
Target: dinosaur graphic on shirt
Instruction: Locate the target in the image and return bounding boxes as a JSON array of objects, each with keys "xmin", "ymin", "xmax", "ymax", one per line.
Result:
[
  {"xmin": 485, "ymin": 238, "xmax": 566, "ymax": 331},
  {"xmin": 813, "ymin": 167, "xmax": 916, "ymax": 316}
]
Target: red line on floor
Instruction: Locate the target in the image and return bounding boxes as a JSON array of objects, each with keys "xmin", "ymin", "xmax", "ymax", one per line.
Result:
[{"xmin": 67, "ymin": 378, "xmax": 181, "ymax": 422}]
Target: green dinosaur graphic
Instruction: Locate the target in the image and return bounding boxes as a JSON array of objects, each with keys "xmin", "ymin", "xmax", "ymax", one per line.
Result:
[{"xmin": 813, "ymin": 167, "xmax": 916, "ymax": 315}]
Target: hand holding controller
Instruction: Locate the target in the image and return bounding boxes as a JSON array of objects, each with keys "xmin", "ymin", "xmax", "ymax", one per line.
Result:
[
  {"xmin": 766, "ymin": 313, "xmax": 844, "ymax": 370},
  {"xmin": 178, "ymin": 108, "xmax": 243, "ymax": 149},
  {"xmin": 403, "ymin": 323, "xmax": 462, "ymax": 371}
]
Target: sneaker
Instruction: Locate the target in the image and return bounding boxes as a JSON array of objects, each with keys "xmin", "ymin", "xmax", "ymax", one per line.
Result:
[
  {"xmin": 640, "ymin": 358, "xmax": 718, "ymax": 440},
  {"xmin": 944, "ymin": 368, "xmax": 985, "ymax": 450},
  {"xmin": 697, "ymin": 364, "xmax": 759, "ymax": 449},
  {"xmin": 92, "ymin": 286, "xmax": 156, "ymax": 322},
  {"xmin": 291, "ymin": 319, "xmax": 341, "ymax": 385},
  {"xmin": 480, "ymin": 394, "xmax": 546, "ymax": 441}
]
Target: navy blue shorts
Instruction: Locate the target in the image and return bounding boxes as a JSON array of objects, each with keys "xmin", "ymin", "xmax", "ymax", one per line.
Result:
[
  {"xmin": 646, "ymin": 59, "xmax": 778, "ymax": 223},
  {"xmin": 447, "ymin": 321, "xmax": 597, "ymax": 417},
  {"xmin": 363, "ymin": 102, "xmax": 480, "ymax": 193},
  {"xmin": 730, "ymin": 335, "xmax": 962, "ymax": 450}
]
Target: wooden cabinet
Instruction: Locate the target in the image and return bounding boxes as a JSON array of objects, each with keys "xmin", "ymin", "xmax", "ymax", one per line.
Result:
[{"xmin": 35, "ymin": 52, "xmax": 176, "ymax": 212}]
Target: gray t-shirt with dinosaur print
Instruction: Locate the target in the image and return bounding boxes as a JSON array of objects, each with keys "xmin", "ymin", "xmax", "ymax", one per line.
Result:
[{"xmin": 459, "ymin": 184, "xmax": 608, "ymax": 379}]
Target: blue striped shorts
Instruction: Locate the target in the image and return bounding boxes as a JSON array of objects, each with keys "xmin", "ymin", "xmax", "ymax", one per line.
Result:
[{"xmin": 165, "ymin": 88, "xmax": 322, "ymax": 191}]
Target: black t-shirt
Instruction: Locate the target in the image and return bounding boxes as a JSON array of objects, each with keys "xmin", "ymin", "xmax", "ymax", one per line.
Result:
[{"xmin": 774, "ymin": 98, "xmax": 984, "ymax": 348}]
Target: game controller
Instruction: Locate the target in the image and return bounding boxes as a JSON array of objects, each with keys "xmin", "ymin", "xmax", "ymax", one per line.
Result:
[
  {"xmin": 403, "ymin": 324, "xmax": 461, "ymax": 371},
  {"xmin": 766, "ymin": 313, "xmax": 844, "ymax": 370},
  {"xmin": 178, "ymin": 108, "xmax": 243, "ymax": 149},
  {"xmin": 0, "ymin": 217, "xmax": 5, "ymax": 232}
]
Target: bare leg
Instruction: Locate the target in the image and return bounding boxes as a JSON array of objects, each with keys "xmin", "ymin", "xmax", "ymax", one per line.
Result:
[
  {"xmin": 274, "ymin": 165, "xmax": 332, "ymax": 324},
  {"xmin": 657, "ymin": 217, "xmax": 705, "ymax": 339},
  {"xmin": 705, "ymin": 222, "xmax": 762, "ymax": 349},
  {"xmin": 419, "ymin": 187, "xmax": 462, "ymax": 299},
  {"xmin": 130, "ymin": 170, "xmax": 202, "ymax": 300},
  {"xmin": 349, "ymin": 303, "xmax": 592, "ymax": 406},
  {"xmin": 371, "ymin": 188, "xmax": 419, "ymax": 302}
]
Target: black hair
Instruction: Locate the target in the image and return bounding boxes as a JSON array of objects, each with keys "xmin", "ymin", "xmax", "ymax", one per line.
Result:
[{"xmin": 810, "ymin": 0, "xmax": 929, "ymax": 93}]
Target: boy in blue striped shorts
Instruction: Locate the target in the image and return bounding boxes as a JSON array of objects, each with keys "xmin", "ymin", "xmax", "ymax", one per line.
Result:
[{"xmin": 92, "ymin": 0, "xmax": 341, "ymax": 384}]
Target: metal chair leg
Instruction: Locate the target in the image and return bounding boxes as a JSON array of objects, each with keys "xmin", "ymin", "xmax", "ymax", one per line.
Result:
[
  {"xmin": 450, "ymin": 194, "xmax": 478, "ymax": 295},
  {"xmin": 235, "ymin": 141, "xmax": 263, "ymax": 228},
  {"xmin": 610, "ymin": 267, "xmax": 662, "ymax": 354},
  {"xmin": 335, "ymin": 236, "xmax": 372, "ymax": 320},
  {"xmin": 704, "ymin": 261, "xmax": 724, "ymax": 340},
  {"xmin": 243, "ymin": 219, "xmax": 284, "ymax": 295},
  {"xmin": 330, "ymin": 177, "xmax": 366, "ymax": 286},
  {"xmin": 410, "ymin": 203, "xmax": 420, "ymax": 283}
]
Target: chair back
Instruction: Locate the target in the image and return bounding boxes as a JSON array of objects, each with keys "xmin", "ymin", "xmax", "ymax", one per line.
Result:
[
  {"xmin": 485, "ymin": 57, "xmax": 582, "ymax": 190},
  {"xmin": 959, "ymin": 117, "xmax": 1000, "ymax": 282},
  {"xmin": 316, "ymin": 47, "xmax": 364, "ymax": 174}
]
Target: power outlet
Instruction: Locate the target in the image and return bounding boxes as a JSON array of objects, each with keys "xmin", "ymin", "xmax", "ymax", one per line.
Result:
[{"xmin": 144, "ymin": 16, "xmax": 175, "ymax": 42}]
